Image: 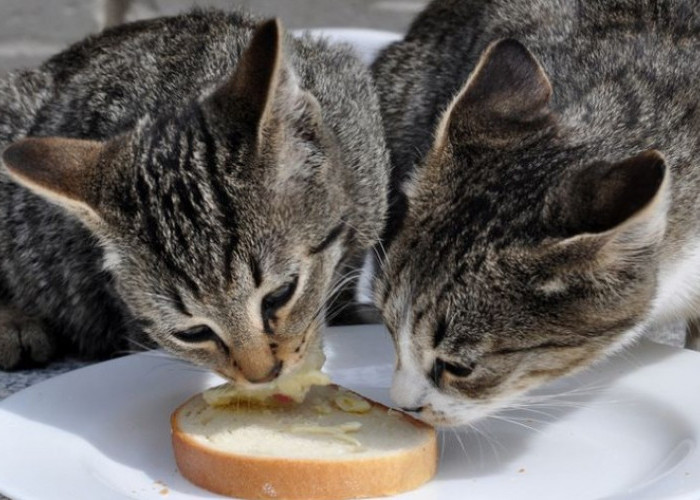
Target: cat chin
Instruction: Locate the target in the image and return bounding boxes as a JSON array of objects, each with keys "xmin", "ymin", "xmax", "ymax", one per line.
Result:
[
  {"xmin": 390, "ymin": 375, "xmax": 502, "ymax": 427},
  {"xmin": 416, "ymin": 389, "xmax": 506, "ymax": 427}
]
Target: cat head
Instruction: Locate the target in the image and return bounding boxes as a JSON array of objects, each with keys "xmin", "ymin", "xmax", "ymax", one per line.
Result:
[
  {"xmin": 375, "ymin": 39, "xmax": 670, "ymax": 426},
  {"xmin": 2, "ymin": 20, "xmax": 355, "ymax": 384}
]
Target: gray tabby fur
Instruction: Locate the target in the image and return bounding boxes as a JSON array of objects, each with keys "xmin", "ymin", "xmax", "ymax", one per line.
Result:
[
  {"xmin": 0, "ymin": 9, "xmax": 389, "ymax": 379},
  {"xmin": 372, "ymin": 0, "xmax": 699, "ymax": 425}
]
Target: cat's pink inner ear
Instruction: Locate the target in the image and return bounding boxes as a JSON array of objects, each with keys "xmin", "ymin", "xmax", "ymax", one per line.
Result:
[
  {"xmin": 436, "ymin": 38, "xmax": 554, "ymax": 149},
  {"xmin": 208, "ymin": 18, "xmax": 284, "ymax": 137},
  {"xmin": 2, "ymin": 137, "xmax": 103, "ymax": 208}
]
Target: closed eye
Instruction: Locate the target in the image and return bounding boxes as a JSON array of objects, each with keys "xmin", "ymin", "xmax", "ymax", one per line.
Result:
[
  {"xmin": 261, "ymin": 276, "xmax": 299, "ymax": 334},
  {"xmin": 263, "ymin": 277, "xmax": 298, "ymax": 313},
  {"xmin": 443, "ymin": 360, "xmax": 476, "ymax": 377},
  {"xmin": 173, "ymin": 325, "xmax": 218, "ymax": 343},
  {"xmin": 173, "ymin": 325, "xmax": 229, "ymax": 354},
  {"xmin": 430, "ymin": 358, "xmax": 476, "ymax": 387}
]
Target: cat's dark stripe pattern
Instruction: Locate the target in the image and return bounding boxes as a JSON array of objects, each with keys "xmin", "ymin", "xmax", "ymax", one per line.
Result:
[
  {"xmin": 0, "ymin": 10, "xmax": 389, "ymax": 380},
  {"xmin": 372, "ymin": 0, "xmax": 699, "ymax": 426}
]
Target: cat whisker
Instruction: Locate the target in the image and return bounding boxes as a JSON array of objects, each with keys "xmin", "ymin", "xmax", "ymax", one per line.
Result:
[
  {"xmin": 478, "ymin": 420, "xmax": 506, "ymax": 461},
  {"xmin": 451, "ymin": 427, "xmax": 470, "ymax": 464},
  {"xmin": 465, "ymin": 425, "xmax": 484, "ymax": 464},
  {"xmin": 500, "ymin": 405, "xmax": 559, "ymax": 422},
  {"xmin": 139, "ymin": 360, "xmax": 202, "ymax": 378},
  {"xmin": 324, "ymin": 282, "xmax": 366, "ymax": 320},
  {"xmin": 114, "ymin": 349, "xmax": 173, "ymax": 360},
  {"xmin": 524, "ymin": 392, "xmax": 614, "ymax": 408},
  {"xmin": 439, "ymin": 429, "xmax": 446, "ymax": 464},
  {"xmin": 327, "ymin": 270, "xmax": 364, "ymax": 299},
  {"xmin": 324, "ymin": 301, "xmax": 354, "ymax": 323},
  {"xmin": 334, "ymin": 216, "xmax": 388, "ymax": 274},
  {"xmin": 310, "ymin": 269, "xmax": 365, "ymax": 324},
  {"xmin": 124, "ymin": 336, "xmax": 165, "ymax": 354},
  {"xmin": 487, "ymin": 413, "xmax": 546, "ymax": 434},
  {"xmin": 458, "ymin": 422, "xmax": 489, "ymax": 464}
]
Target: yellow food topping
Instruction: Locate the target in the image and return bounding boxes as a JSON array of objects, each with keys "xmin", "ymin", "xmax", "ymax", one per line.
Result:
[
  {"xmin": 288, "ymin": 422, "xmax": 363, "ymax": 447},
  {"xmin": 312, "ymin": 399, "xmax": 333, "ymax": 415},
  {"xmin": 333, "ymin": 391, "xmax": 372, "ymax": 413},
  {"xmin": 203, "ymin": 366, "xmax": 331, "ymax": 407}
]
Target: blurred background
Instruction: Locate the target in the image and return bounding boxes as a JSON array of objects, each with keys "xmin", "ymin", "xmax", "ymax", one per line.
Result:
[{"xmin": 0, "ymin": 0, "xmax": 428, "ymax": 75}]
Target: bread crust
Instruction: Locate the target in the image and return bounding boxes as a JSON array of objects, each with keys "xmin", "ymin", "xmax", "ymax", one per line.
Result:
[{"xmin": 171, "ymin": 391, "xmax": 437, "ymax": 499}]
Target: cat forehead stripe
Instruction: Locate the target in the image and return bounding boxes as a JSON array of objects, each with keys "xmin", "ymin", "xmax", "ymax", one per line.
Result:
[
  {"xmin": 193, "ymin": 106, "xmax": 240, "ymax": 284},
  {"xmin": 433, "ymin": 318, "xmax": 447, "ymax": 348},
  {"xmin": 249, "ymin": 255, "xmax": 263, "ymax": 288},
  {"xmin": 310, "ymin": 223, "xmax": 345, "ymax": 255}
]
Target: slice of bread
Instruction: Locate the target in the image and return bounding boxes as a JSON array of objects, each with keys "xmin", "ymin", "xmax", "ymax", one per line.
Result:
[{"xmin": 171, "ymin": 384, "xmax": 437, "ymax": 499}]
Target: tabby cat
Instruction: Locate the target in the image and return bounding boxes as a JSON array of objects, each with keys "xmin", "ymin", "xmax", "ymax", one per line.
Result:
[
  {"xmin": 0, "ymin": 10, "xmax": 389, "ymax": 381},
  {"xmin": 372, "ymin": 0, "xmax": 698, "ymax": 425}
]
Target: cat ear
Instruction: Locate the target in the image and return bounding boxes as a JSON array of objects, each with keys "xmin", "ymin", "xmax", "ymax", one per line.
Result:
[
  {"xmin": 555, "ymin": 150, "xmax": 669, "ymax": 255},
  {"xmin": 2, "ymin": 137, "xmax": 104, "ymax": 218},
  {"xmin": 435, "ymin": 39, "xmax": 554, "ymax": 150},
  {"xmin": 206, "ymin": 18, "xmax": 298, "ymax": 148}
]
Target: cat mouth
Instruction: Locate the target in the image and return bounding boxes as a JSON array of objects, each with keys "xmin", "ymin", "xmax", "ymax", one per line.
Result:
[
  {"xmin": 213, "ymin": 368, "xmax": 272, "ymax": 388},
  {"xmin": 401, "ymin": 397, "xmax": 502, "ymax": 427},
  {"xmin": 407, "ymin": 405, "xmax": 459, "ymax": 427}
]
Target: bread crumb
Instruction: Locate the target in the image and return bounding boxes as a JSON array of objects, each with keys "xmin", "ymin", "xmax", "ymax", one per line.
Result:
[
  {"xmin": 153, "ymin": 480, "xmax": 169, "ymax": 494},
  {"xmin": 518, "ymin": 468, "xmax": 525, "ymax": 473}
]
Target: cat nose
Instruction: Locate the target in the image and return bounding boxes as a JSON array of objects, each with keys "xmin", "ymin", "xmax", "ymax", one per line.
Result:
[
  {"xmin": 246, "ymin": 360, "xmax": 283, "ymax": 384},
  {"xmin": 232, "ymin": 339, "xmax": 280, "ymax": 383}
]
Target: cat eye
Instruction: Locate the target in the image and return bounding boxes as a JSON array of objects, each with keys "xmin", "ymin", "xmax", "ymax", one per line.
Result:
[
  {"xmin": 173, "ymin": 325, "xmax": 218, "ymax": 343},
  {"xmin": 444, "ymin": 360, "xmax": 476, "ymax": 377},
  {"xmin": 430, "ymin": 358, "xmax": 476, "ymax": 387},
  {"xmin": 262, "ymin": 276, "xmax": 298, "ymax": 320}
]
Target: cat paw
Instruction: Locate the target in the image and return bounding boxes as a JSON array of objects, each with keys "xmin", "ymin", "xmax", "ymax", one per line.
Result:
[{"xmin": 0, "ymin": 309, "xmax": 55, "ymax": 370}]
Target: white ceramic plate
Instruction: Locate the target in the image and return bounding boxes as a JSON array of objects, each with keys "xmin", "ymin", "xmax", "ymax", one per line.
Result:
[{"xmin": 1, "ymin": 324, "xmax": 700, "ymax": 500}]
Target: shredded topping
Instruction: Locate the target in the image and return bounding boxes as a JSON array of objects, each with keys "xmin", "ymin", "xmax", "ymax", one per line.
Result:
[
  {"xmin": 334, "ymin": 391, "xmax": 372, "ymax": 413},
  {"xmin": 288, "ymin": 422, "xmax": 363, "ymax": 448},
  {"xmin": 203, "ymin": 366, "xmax": 330, "ymax": 407}
]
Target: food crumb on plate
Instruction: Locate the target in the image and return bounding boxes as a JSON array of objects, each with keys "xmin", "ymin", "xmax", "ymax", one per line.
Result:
[
  {"xmin": 518, "ymin": 468, "xmax": 526, "ymax": 473},
  {"xmin": 154, "ymin": 480, "xmax": 169, "ymax": 494}
]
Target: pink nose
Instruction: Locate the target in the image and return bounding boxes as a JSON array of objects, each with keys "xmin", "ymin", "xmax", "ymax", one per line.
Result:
[
  {"xmin": 231, "ymin": 343, "xmax": 282, "ymax": 383},
  {"xmin": 245, "ymin": 360, "xmax": 283, "ymax": 383}
]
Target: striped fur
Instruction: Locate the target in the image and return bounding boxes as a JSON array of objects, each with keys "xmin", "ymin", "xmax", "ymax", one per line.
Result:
[
  {"xmin": 0, "ymin": 10, "xmax": 389, "ymax": 376},
  {"xmin": 372, "ymin": 0, "xmax": 699, "ymax": 426}
]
